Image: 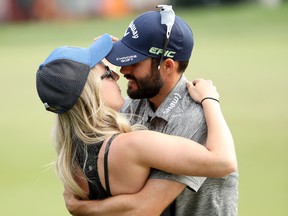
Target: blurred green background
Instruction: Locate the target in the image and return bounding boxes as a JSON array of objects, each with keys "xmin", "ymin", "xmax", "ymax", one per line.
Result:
[{"xmin": 1, "ymin": 2, "xmax": 288, "ymax": 216}]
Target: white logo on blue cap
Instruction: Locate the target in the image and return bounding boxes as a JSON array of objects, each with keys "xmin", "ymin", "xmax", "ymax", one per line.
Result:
[
  {"xmin": 116, "ymin": 55, "xmax": 137, "ymax": 63},
  {"xmin": 124, "ymin": 29, "xmax": 130, "ymax": 37},
  {"xmin": 124, "ymin": 21, "xmax": 139, "ymax": 39}
]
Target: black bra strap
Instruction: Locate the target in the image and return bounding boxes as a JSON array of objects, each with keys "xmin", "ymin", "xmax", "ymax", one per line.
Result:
[{"xmin": 104, "ymin": 134, "xmax": 118, "ymax": 196}]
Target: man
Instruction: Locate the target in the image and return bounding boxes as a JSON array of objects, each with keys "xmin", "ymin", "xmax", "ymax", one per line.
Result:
[{"xmin": 64, "ymin": 6, "xmax": 238, "ymax": 216}]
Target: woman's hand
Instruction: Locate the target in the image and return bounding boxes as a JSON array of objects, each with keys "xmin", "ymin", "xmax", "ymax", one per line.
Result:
[
  {"xmin": 94, "ymin": 35, "xmax": 119, "ymax": 42},
  {"xmin": 93, "ymin": 34, "xmax": 119, "ymax": 72},
  {"xmin": 187, "ymin": 79, "xmax": 219, "ymax": 104}
]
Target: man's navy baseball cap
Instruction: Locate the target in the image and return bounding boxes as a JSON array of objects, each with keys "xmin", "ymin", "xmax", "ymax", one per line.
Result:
[
  {"xmin": 36, "ymin": 34, "xmax": 113, "ymax": 114},
  {"xmin": 106, "ymin": 11, "xmax": 194, "ymax": 66}
]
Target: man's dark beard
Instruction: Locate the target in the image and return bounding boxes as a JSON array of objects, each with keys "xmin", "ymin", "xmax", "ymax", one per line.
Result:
[{"xmin": 127, "ymin": 67, "xmax": 163, "ymax": 99}]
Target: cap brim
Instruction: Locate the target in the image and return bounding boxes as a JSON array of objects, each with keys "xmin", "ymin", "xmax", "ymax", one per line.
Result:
[
  {"xmin": 42, "ymin": 34, "xmax": 113, "ymax": 68},
  {"xmin": 88, "ymin": 34, "xmax": 113, "ymax": 68},
  {"xmin": 106, "ymin": 40, "xmax": 148, "ymax": 66}
]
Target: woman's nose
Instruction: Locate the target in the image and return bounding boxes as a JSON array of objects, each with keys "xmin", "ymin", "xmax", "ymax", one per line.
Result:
[{"xmin": 113, "ymin": 71, "xmax": 120, "ymax": 81}]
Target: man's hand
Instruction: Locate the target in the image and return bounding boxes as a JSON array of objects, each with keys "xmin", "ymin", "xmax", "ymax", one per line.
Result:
[{"xmin": 63, "ymin": 188, "xmax": 83, "ymax": 215}]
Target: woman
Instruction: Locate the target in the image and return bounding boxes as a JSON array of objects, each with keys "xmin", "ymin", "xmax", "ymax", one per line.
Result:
[{"xmin": 36, "ymin": 34, "xmax": 237, "ymax": 200}]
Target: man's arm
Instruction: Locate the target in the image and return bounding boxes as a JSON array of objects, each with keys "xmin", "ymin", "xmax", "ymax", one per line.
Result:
[{"xmin": 64, "ymin": 178, "xmax": 185, "ymax": 216}]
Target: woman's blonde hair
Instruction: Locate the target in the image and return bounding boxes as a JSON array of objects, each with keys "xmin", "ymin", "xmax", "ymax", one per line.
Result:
[{"xmin": 52, "ymin": 66, "xmax": 145, "ymax": 199}]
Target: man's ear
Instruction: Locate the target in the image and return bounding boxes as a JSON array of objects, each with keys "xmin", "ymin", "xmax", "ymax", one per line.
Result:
[{"xmin": 162, "ymin": 58, "xmax": 175, "ymax": 74}]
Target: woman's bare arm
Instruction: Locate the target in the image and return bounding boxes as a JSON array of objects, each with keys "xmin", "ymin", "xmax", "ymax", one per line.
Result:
[{"xmin": 113, "ymin": 79, "xmax": 237, "ymax": 178}]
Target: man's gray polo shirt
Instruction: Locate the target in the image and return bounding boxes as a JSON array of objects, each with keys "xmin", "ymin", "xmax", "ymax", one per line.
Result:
[{"xmin": 121, "ymin": 76, "xmax": 238, "ymax": 215}]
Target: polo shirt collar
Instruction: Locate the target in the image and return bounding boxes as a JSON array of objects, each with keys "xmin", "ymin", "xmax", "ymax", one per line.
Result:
[{"xmin": 143, "ymin": 75, "xmax": 187, "ymax": 123}]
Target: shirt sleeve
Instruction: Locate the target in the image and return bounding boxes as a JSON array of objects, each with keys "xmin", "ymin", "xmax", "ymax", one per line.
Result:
[{"xmin": 150, "ymin": 170, "xmax": 206, "ymax": 192}]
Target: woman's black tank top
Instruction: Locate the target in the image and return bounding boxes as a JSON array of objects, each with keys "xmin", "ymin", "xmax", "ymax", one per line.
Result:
[{"xmin": 76, "ymin": 134, "xmax": 118, "ymax": 200}]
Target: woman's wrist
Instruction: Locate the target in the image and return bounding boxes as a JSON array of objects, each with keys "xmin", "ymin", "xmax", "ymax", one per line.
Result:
[{"xmin": 200, "ymin": 97, "xmax": 219, "ymax": 105}]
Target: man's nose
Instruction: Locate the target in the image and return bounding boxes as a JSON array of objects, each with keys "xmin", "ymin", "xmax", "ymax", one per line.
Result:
[{"xmin": 120, "ymin": 66, "xmax": 130, "ymax": 75}]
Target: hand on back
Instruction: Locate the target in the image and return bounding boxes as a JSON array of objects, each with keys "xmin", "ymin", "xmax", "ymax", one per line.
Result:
[{"xmin": 187, "ymin": 79, "xmax": 219, "ymax": 104}]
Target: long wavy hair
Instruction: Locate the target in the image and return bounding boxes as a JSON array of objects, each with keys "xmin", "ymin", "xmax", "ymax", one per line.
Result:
[{"xmin": 52, "ymin": 66, "xmax": 145, "ymax": 199}]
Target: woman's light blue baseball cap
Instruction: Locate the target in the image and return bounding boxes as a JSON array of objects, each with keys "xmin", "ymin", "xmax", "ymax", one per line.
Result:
[{"xmin": 36, "ymin": 34, "xmax": 113, "ymax": 114}]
